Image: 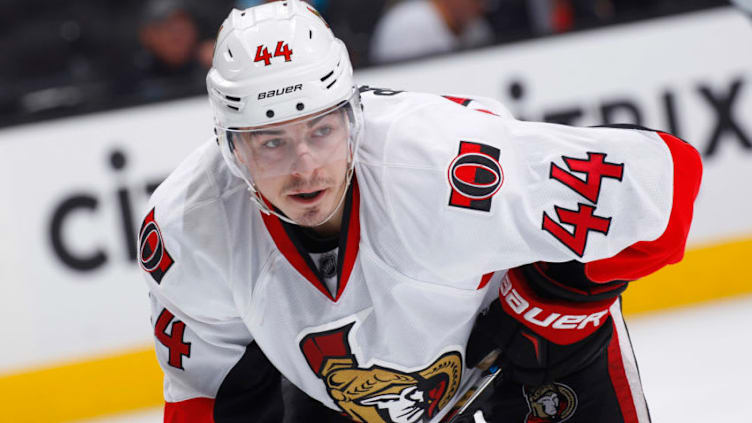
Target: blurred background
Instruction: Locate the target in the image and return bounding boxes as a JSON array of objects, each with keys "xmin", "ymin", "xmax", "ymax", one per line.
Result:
[
  {"xmin": 0, "ymin": 0, "xmax": 750, "ymax": 422},
  {"xmin": 0, "ymin": 0, "xmax": 737, "ymax": 127}
]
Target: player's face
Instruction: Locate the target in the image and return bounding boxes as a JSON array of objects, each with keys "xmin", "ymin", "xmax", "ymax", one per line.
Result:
[{"xmin": 231, "ymin": 108, "xmax": 351, "ymax": 233}]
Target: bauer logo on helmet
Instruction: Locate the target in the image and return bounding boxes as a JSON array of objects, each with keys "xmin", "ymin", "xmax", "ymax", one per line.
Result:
[{"xmin": 257, "ymin": 83, "xmax": 303, "ymax": 100}]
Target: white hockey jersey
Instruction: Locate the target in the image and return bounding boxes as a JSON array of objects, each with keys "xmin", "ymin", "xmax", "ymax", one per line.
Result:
[{"xmin": 140, "ymin": 88, "xmax": 686, "ymax": 423}]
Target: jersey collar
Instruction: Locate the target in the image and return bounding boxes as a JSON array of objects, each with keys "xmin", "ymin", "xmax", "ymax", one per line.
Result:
[{"xmin": 259, "ymin": 176, "xmax": 360, "ymax": 302}]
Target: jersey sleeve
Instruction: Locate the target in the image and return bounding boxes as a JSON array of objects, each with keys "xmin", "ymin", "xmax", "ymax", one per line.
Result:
[
  {"xmin": 138, "ymin": 159, "xmax": 283, "ymax": 422},
  {"xmin": 358, "ymin": 92, "xmax": 702, "ymax": 286},
  {"xmin": 142, "ymin": 217, "xmax": 285, "ymax": 422},
  {"xmin": 148, "ymin": 294, "xmax": 283, "ymax": 423}
]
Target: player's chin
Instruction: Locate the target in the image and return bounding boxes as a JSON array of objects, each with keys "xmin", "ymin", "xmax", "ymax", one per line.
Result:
[
  {"xmin": 291, "ymin": 205, "xmax": 332, "ymax": 228},
  {"xmin": 285, "ymin": 195, "xmax": 334, "ymax": 226}
]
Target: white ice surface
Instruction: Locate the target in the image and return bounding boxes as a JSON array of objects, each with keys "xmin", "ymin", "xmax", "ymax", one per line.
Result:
[
  {"xmin": 77, "ymin": 295, "xmax": 752, "ymax": 423},
  {"xmin": 627, "ymin": 295, "xmax": 752, "ymax": 422}
]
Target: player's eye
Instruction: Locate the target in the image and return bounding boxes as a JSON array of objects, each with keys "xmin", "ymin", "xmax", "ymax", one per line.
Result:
[
  {"xmin": 311, "ymin": 125, "xmax": 333, "ymax": 138},
  {"xmin": 260, "ymin": 138, "xmax": 284, "ymax": 149}
]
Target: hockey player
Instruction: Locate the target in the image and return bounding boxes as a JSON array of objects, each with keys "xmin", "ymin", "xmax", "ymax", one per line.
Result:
[{"xmin": 138, "ymin": 1, "xmax": 702, "ymax": 422}]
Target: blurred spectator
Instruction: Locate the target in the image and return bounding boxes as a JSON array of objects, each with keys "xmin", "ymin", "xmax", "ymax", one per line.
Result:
[
  {"xmin": 140, "ymin": 1, "xmax": 209, "ymax": 68},
  {"xmin": 521, "ymin": 0, "xmax": 613, "ymax": 34},
  {"xmin": 486, "ymin": 0, "xmax": 662, "ymax": 41},
  {"xmin": 519, "ymin": 0, "xmax": 673, "ymax": 35},
  {"xmin": 0, "ymin": 0, "xmax": 730, "ymax": 128},
  {"xmin": 369, "ymin": 0, "xmax": 494, "ymax": 64},
  {"xmin": 111, "ymin": 0, "xmax": 215, "ymax": 100}
]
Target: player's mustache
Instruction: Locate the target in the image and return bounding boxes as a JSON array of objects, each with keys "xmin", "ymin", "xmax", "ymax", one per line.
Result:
[{"xmin": 283, "ymin": 176, "xmax": 336, "ymax": 192}]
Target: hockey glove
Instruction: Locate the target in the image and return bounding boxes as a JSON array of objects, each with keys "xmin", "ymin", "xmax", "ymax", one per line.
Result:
[{"xmin": 466, "ymin": 262, "xmax": 626, "ymax": 386}]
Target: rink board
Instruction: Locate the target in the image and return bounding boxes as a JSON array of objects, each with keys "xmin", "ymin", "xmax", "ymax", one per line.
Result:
[{"xmin": 1, "ymin": 7, "xmax": 750, "ymax": 422}]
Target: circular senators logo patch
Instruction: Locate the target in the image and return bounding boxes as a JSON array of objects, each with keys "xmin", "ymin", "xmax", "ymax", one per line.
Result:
[
  {"xmin": 523, "ymin": 383, "xmax": 578, "ymax": 422},
  {"xmin": 448, "ymin": 152, "xmax": 504, "ymax": 200},
  {"xmin": 139, "ymin": 221, "xmax": 165, "ymax": 272},
  {"xmin": 139, "ymin": 208, "xmax": 174, "ymax": 284}
]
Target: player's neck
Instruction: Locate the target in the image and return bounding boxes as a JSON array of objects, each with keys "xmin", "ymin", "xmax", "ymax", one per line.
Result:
[{"xmin": 310, "ymin": 204, "xmax": 344, "ymax": 238}]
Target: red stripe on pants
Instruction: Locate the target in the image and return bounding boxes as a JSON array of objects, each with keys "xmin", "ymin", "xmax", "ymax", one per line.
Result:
[{"xmin": 607, "ymin": 322, "xmax": 639, "ymax": 423}]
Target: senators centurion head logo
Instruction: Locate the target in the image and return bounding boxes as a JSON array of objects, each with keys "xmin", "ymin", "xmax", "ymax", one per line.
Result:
[
  {"xmin": 448, "ymin": 141, "xmax": 504, "ymax": 212},
  {"xmin": 300, "ymin": 323, "xmax": 462, "ymax": 422},
  {"xmin": 139, "ymin": 208, "xmax": 173, "ymax": 284},
  {"xmin": 523, "ymin": 383, "xmax": 578, "ymax": 423}
]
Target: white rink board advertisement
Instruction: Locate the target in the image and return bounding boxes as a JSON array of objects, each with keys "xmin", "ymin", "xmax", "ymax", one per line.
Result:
[
  {"xmin": 1, "ymin": 7, "xmax": 751, "ymax": 374},
  {"xmin": 0, "ymin": 98, "xmax": 213, "ymax": 372}
]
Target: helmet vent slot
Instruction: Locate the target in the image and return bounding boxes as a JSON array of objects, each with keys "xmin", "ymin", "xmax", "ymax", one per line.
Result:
[
  {"xmin": 227, "ymin": 105, "xmax": 239, "ymax": 111},
  {"xmin": 225, "ymin": 95, "xmax": 241, "ymax": 102},
  {"xmin": 326, "ymin": 79, "xmax": 337, "ymax": 89},
  {"xmin": 309, "ymin": 30, "xmax": 313, "ymax": 39},
  {"xmin": 228, "ymin": 49, "xmax": 234, "ymax": 58},
  {"xmin": 320, "ymin": 70, "xmax": 334, "ymax": 82}
]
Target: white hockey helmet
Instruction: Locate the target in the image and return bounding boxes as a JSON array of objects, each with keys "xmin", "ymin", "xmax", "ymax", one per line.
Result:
[{"xmin": 207, "ymin": 0, "xmax": 362, "ymax": 224}]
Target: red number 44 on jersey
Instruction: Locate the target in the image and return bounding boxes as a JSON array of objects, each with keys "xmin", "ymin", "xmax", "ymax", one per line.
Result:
[
  {"xmin": 543, "ymin": 152, "xmax": 624, "ymax": 257},
  {"xmin": 155, "ymin": 308, "xmax": 191, "ymax": 370}
]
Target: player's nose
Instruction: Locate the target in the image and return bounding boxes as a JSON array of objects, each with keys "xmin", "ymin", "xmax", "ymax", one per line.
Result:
[{"xmin": 289, "ymin": 141, "xmax": 318, "ymax": 177}]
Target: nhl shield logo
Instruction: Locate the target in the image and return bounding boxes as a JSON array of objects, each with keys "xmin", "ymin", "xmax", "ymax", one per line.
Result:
[{"xmin": 523, "ymin": 383, "xmax": 578, "ymax": 423}]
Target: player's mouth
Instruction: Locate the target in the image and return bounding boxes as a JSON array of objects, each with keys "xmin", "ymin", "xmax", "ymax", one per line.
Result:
[{"xmin": 288, "ymin": 189, "xmax": 326, "ymax": 204}]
